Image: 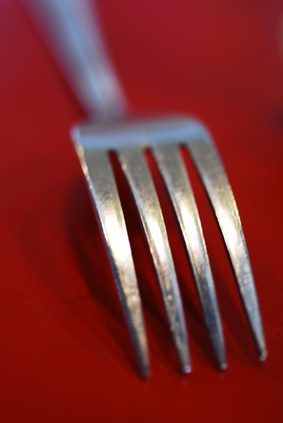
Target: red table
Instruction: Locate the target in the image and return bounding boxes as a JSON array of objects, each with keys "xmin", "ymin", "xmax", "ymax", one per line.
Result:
[{"xmin": 1, "ymin": 0, "xmax": 283, "ymax": 421}]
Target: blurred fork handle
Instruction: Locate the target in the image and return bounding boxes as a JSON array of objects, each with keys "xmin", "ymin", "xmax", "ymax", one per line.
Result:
[{"xmin": 25, "ymin": 0, "xmax": 126, "ymax": 117}]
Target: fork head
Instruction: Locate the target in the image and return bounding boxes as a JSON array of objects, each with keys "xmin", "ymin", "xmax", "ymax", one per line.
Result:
[{"xmin": 72, "ymin": 115, "xmax": 267, "ymax": 376}]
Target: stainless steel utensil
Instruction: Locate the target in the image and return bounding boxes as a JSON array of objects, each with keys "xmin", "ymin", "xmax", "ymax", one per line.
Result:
[{"xmin": 27, "ymin": 0, "xmax": 267, "ymax": 377}]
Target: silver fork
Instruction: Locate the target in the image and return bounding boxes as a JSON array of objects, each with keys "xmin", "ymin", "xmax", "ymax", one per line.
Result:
[{"xmin": 28, "ymin": 0, "xmax": 267, "ymax": 376}]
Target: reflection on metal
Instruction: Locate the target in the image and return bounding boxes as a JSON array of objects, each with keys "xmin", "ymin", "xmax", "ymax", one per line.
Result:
[
  {"xmin": 29, "ymin": 0, "xmax": 267, "ymax": 375},
  {"xmin": 186, "ymin": 137, "xmax": 267, "ymax": 360},
  {"xmin": 153, "ymin": 144, "xmax": 226, "ymax": 369},
  {"xmin": 117, "ymin": 147, "xmax": 190, "ymax": 373}
]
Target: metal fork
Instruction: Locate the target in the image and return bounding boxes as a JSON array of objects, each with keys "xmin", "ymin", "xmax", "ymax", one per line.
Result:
[{"xmin": 28, "ymin": 0, "xmax": 267, "ymax": 376}]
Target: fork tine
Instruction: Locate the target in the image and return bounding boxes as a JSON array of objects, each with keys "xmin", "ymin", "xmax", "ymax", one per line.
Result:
[
  {"xmin": 75, "ymin": 145, "xmax": 150, "ymax": 376},
  {"xmin": 185, "ymin": 133, "xmax": 267, "ymax": 360},
  {"xmin": 116, "ymin": 147, "xmax": 191, "ymax": 373},
  {"xmin": 152, "ymin": 144, "xmax": 227, "ymax": 369}
]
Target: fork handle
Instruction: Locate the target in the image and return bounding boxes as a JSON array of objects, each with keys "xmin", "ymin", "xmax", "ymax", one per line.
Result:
[{"xmin": 26, "ymin": 0, "xmax": 126, "ymax": 118}]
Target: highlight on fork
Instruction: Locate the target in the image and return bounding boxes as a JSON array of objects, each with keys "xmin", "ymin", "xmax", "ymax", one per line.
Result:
[{"xmin": 9, "ymin": 0, "xmax": 279, "ymax": 390}]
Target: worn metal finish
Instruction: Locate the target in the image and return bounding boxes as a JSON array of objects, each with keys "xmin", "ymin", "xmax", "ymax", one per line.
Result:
[
  {"xmin": 186, "ymin": 138, "xmax": 267, "ymax": 360},
  {"xmin": 29, "ymin": 0, "xmax": 267, "ymax": 375},
  {"xmin": 153, "ymin": 144, "xmax": 226, "ymax": 369},
  {"xmin": 117, "ymin": 147, "xmax": 190, "ymax": 373},
  {"xmin": 76, "ymin": 146, "xmax": 149, "ymax": 376}
]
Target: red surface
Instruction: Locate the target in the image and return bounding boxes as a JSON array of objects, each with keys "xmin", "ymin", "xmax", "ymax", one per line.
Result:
[{"xmin": 1, "ymin": 0, "xmax": 283, "ymax": 421}]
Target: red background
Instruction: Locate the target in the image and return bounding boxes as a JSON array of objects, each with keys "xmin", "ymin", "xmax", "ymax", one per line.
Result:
[{"xmin": 1, "ymin": 0, "xmax": 283, "ymax": 421}]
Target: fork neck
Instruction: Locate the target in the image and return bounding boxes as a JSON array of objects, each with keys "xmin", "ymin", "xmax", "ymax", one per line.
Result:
[{"xmin": 29, "ymin": 0, "xmax": 127, "ymax": 120}]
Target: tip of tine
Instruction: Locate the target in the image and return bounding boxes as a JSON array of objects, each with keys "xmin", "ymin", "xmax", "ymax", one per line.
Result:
[
  {"xmin": 138, "ymin": 355, "xmax": 151, "ymax": 379},
  {"xmin": 140, "ymin": 367, "xmax": 151, "ymax": 379},
  {"xmin": 259, "ymin": 348, "xmax": 268, "ymax": 362},
  {"xmin": 70, "ymin": 125, "xmax": 80, "ymax": 145},
  {"xmin": 219, "ymin": 361, "xmax": 228, "ymax": 371},
  {"xmin": 182, "ymin": 363, "xmax": 192, "ymax": 375}
]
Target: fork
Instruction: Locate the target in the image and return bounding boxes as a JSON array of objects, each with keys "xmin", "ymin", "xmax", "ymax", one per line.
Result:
[{"xmin": 28, "ymin": 0, "xmax": 267, "ymax": 376}]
